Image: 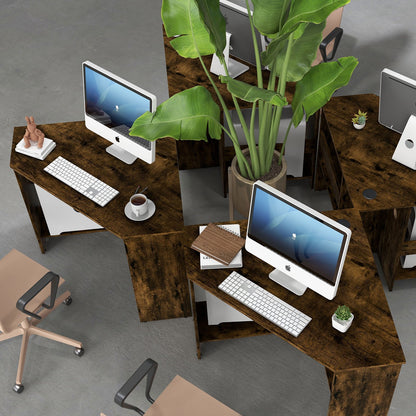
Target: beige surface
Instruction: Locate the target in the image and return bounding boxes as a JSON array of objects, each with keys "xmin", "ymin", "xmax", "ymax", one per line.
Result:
[
  {"xmin": 312, "ymin": 7, "xmax": 344, "ymax": 66},
  {"xmin": 0, "ymin": 249, "xmax": 63, "ymax": 333},
  {"xmin": 144, "ymin": 375, "xmax": 241, "ymax": 416}
]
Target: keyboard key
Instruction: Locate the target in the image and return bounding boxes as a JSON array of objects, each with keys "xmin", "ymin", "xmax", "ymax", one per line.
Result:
[{"xmin": 218, "ymin": 271, "xmax": 311, "ymax": 337}]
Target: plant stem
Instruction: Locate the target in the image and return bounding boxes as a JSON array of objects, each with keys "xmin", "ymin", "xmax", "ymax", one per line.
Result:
[
  {"xmin": 279, "ymin": 119, "xmax": 292, "ymax": 165},
  {"xmin": 267, "ymin": 32, "xmax": 294, "ymax": 168},
  {"xmin": 245, "ymin": 0, "xmax": 263, "ymax": 89},
  {"xmin": 196, "ymin": 54, "xmax": 254, "ymax": 179}
]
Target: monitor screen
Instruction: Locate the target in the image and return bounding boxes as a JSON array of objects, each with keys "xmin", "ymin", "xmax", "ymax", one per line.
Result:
[
  {"xmin": 246, "ymin": 181, "xmax": 351, "ymax": 299},
  {"xmin": 219, "ymin": 0, "xmax": 262, "ymax": 66},
  {"xmin": 82, "ymin": 61, "xmax": 156, "ymax": 164},
  {"xmin": 379, "ymin": 68, "xmax": 416, "ymax": 134}
]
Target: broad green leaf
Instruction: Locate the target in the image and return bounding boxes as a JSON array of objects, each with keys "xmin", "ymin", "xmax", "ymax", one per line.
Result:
[
  {"xmin": 262, "ymin": 21, "xmax": 325, "ymax": 81},
  {"xmin": 251, "ymin": 0, "xmax": 289, "ymax": 37},
  {"xmin": 161, "ymin": 0, "xmax": 215, "ymax": 58},
  {"xmin": 195, "ymin": 0, "xmax": 226, "ymax": 61},
  {"xmin": 282, "ymin": 0, "xmax": 350, "ymax": 36},
  {"xmin": 291, "ymin": 56, "xmax": 358, "ymax": 127},
  {"xmin": 220, "ymin": 76, "xmax": 288, "ymax": 106},
  {"xmin": 130, "ymin": 86, "xmax": 221, "ymax": 141}
]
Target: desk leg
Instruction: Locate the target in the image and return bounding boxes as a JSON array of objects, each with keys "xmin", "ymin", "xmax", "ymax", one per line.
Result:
[
  {"xmin": 124, "ymin": 232, "xmax": 192, "ymax": 322},
  {"xmin": 14, "ymin": 172, "xmax": 50, "ymax": 253},
  {"xmin": 327, "ymin": 364, "xmax": 402, "ymax": 416},
  {"xmin": 360, "ymin": 208, "xmax": 411, "ymax": 290}
]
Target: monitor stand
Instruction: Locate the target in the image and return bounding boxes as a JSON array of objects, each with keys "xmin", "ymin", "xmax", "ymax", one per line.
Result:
[
  {"xmin": 106, "ymin": 144, "xmax": 137, "ymax": 165},
  {"xmin": 269, "ymin": 269, "xmax": 307, "ymax": 296},
  {"xmin": 210, "ymin": 32, "xmax": 249, "ymax": 79},
  {"xmin": 392, "ymin": 114, "xmax": 416, "ymax": 169}
]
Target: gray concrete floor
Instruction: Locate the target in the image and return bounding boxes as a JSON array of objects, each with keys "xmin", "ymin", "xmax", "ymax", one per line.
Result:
[{"xmin": 1, "ymin": 1, "xmax": 416, "ymax": 415}]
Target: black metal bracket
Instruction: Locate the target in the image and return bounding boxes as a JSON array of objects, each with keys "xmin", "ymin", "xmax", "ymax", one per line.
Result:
[
  {"xmin": 319, "ymin": 27, "xmax": 343, "ymax": 62},
  {"xmin": 114, "ymin": 358, "xmax": 158, "ymax": 415},
  {"xmin": 16, "ymin": 271, "xmax": 59, "ymax": 320}
]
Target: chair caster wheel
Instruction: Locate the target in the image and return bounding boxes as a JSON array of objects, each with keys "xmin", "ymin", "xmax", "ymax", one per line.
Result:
[
  {"xmin": 74, "ymin": 347, "xmax": 84, "ymax": 357},
  {"xmin": 13, "ymin": 384, "xmax": 24, "ymax": 393},
  {"xmin": 63, "ymin": 296, "xmax": 72, "ymax": 305}
]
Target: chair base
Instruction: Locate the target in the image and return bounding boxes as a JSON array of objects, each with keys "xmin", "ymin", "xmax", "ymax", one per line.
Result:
[
  {"xmin": 1, "ymin": 290, "xmax": 83, "ymax": 392},
  {"xmin": 13, "ymin": 383, "xmax": 24, "ymax": 394}
]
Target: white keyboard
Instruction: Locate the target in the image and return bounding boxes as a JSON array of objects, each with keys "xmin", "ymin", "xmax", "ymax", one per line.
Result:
[
  {"xmin": 44, "ymin": 156, "xmax": 119, "ymax": 207},
  {"xmin": 218, "ymin": 271, "xmax": 312, "ymax": 337}
]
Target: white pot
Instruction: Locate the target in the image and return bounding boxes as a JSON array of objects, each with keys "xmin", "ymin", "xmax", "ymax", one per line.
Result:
[
  {"xmin": 353, "ymin": 122, "xmax": 365, "ymax": 130},
  {"xmin": 332, "ymin": 313, "xmax": 354, "ymax": 333}
]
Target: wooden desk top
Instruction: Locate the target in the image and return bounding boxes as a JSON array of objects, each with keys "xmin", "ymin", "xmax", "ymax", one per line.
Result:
[
  {"xmin": 323, "ymin": 94, "xmax": 416, "ymax": 211},
  {"xmin": 184, "ymin": 209, "xmax": 405, "ymax": 372},
  {"xmin": 10, "ymin": 121, "xmax": 183, "ymax": 239}
]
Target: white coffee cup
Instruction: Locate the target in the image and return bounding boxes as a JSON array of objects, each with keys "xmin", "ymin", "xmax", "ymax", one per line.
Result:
[{"xmin": 129, "ymin": 193, "xmax": 148, "ymax": 217}]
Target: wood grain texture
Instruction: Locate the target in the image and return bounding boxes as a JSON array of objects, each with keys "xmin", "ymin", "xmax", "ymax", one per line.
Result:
[
  {"xmin": 11, "ymin": 122, "xmax": 183, "ymax": 240},
  {"xmin": 328, "ymin": 364, "xmax": 402, "ymax": 416},
  {"xmin": 13, "ymin": 171, "xmax": 49, "ymax": 253},
  {"xmin": 10, "ymin": 121, "xmax": 190, "ymax": 321},
  {"xmin": 317, "ymin": 95, "xmax": 416, "ymax": 289},
  {"xmin": 191, "ymin": 223, "xmax": 245, "ymax": 265},
  {"xmin": 184, "ymin": 211, "xmax": 405, "ymax": 415},
  {"xmin": 124, "ymin": 232, "xmax": 191, "ymax": 322},
  {"xmin": 322, "ymin": 94, "xmax": 416, "ymax": 211},
  {"xmin": 360, "ymin": 208, "xmax": 413, "ymax": 290},
  {"xmin": 184, "ymin": 210, "xmax": 405, "ymax": 371}
]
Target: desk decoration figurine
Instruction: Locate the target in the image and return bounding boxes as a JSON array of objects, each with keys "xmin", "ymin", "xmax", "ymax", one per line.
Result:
[
  {"xmin": 352, "ymin": 109, "xmax": 367, "ymax": 130},
  {"xmin": 15, "ymin": 116, "xmax": 56, "ymax": 160},
  {"xmin": 130, "ymin": 0, "xmax": 358, "ymax": 212},
  {"xmin": 332, "ymin": 304, "xmax": 354, "ymax": 332},
  {"xmin": 23, "ymin": 115, "xmax": 45, "ymax": 148}
]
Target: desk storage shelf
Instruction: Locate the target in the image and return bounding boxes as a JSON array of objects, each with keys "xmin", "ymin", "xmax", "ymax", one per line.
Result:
[
  {"xmin": 315, "ymin": 94, "xmax": 416, "ymax": 290},
  {"xmin": 184, "ymin": 211, "xmax": 405, "ymax": 416},
  {"xmin": 10, "ymin": 121, "xmax": 191, "ymax": 322},
  {"xmin": 190, "ymin": 292, "xmax": 269, "ymax": 360}
]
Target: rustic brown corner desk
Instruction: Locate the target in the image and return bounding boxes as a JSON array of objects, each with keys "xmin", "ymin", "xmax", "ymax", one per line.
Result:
[
  {"xmin": 10, "ymin": 121, "xmax": 191, "ymax": 322},
  {"xmin": 184, "ymin": 210, "xmax": 405, "ymax": 416},
  {"xmin": 314, "ymin": 93, "xmax": 416, "ymax": 290}
]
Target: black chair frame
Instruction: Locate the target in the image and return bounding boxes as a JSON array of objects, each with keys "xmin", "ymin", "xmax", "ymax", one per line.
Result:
[{"xmin": 114, "ymin": 359, "xmax": 158, "ymax": 415}]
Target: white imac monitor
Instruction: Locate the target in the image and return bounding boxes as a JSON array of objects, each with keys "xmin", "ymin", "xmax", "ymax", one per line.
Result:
[
  {"xmin": 82, "ymin": 61, "xmax": 156, "ymax": 165},
  {"xmin": 379, "ymin": 68, "xmax": 416, "ymax": 134},
  {"xmin": 379, "ymin": 68, "xmax": 416, "ymax": 169},
  {"xmin": 245, "ymin": 181, "xmax": 351, "ymax": 300},
  {"xmin": 211, "ymin": 0, "xmax": 263, "ymax": 78}
]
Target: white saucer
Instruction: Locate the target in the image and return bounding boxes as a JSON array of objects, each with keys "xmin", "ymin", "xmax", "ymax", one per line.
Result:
[{"xmin": 124, "ymin": 200, "xmax": 156, "ymax": 221}]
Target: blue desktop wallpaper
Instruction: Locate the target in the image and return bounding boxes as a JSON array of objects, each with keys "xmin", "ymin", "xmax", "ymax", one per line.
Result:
[
  {"xmin": 249, "ymin": 187, "xmax": 346, "ymax": 284},
  {"xmin": 84, "ymin": 66, "xmax": 150, "ymax": 128}
]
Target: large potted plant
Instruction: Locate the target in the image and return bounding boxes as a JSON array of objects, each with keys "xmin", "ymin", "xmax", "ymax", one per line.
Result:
[{"xmin": 130, "ymin": 0, "xmax": 358, "ymax": 215}]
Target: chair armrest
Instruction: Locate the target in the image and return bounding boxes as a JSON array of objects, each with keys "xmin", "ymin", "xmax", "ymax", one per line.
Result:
[
  {"xmin": 114, "ymin": 358, "xmax": 158, "ymax": 415},
  {"xmin": 319, "ymin": 27, "xmax": 343, "ymax": 62},
  {"xmin": 16, "ymin": 271, "xmax": 59, "ymax": 320}
]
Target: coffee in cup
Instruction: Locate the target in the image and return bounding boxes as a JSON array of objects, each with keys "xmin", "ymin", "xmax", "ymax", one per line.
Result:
[{"xmin": 130, "ymin": 193, "xmax": 148, "ymax": 216}]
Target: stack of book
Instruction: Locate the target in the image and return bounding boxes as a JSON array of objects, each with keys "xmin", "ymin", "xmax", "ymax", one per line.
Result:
[
  {"xmin": 15, "ymin": 138, "xmax": 56, "ymax": 160},
  {"xmin": 191, "ymin": 223, "xmax": 245, "ymax": 270}
]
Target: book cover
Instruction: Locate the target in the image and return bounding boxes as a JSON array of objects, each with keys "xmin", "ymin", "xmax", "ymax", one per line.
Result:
[{"xmin": 194, "ymin": 224, "xmax": 244, "ymax": 269}]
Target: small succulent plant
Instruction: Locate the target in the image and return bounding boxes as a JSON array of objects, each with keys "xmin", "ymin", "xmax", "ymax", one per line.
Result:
[
  {"xmin": 335, "ymin": 305, "xmax": 352, "ymax": 321},
  {"xmin": 352, "ymin": 110, "xmax": 368, "ymax": 125}
]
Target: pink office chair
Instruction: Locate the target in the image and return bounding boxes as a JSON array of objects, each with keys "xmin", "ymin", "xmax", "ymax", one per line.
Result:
[
  {"xmin": 312, "ymin": 7, "xmax": 344, "ymax": 66},
  {"xmin": 0, "ymin": 249, "xmax": 84, "ymax": 393},
  {"xmin": 113, "ymin": 358, "xmax": 242, "ymax": 415}
]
